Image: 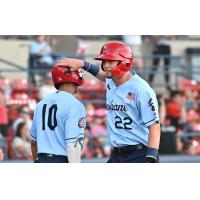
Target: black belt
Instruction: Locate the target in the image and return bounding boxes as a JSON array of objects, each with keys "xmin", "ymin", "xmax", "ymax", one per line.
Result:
[
  {"xmin": 112, "ymin": 144, "xmax": 146, "ymax": 154},
  {"xmin": 38, "ymin": 153, "xmax": 67, "ymax": 158}
]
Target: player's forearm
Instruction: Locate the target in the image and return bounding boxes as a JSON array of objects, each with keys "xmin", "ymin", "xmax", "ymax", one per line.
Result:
[
  {"xmin": 67, "ymin": 142, "xmax": 82, "ymax": 163},
  {"xmin": 31, "ymin": 141, "xmax": 38, "ymax": 161},
  {"xmin": 146, "ymin": 123, "xmax": 160, "ymax": 163},
  {"xmin": 83, "ymin": 61, "xmax": 106, "ymax": 81},
  {"xmin": 147, "ymin": 123, "xmax": 161, "ymax": 149}
]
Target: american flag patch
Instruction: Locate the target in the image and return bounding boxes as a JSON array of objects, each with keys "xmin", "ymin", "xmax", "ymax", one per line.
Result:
[
  {"xmin": 126, "ymin": 92, "xmax": 135, "ymax": 100},
  {"xmin": 78, "ymin": 117, "xmax": 85, "ymax": 128}
]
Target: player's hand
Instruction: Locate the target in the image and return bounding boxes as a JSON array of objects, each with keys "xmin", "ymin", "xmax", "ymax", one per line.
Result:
[{"xmin": 56, "ymin": 58, "xmax": 84, "ymax": 72}]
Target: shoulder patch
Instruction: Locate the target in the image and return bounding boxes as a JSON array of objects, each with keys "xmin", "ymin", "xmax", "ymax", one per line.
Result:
[{"xmin": 78, "ymin": 117, "xmax": 85, "ymax": 128}]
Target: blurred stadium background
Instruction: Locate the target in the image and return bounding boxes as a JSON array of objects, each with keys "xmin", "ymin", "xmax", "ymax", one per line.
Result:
[{"xmin": 0, "ymin": 35, "xmax": 200, "ymax": 163}]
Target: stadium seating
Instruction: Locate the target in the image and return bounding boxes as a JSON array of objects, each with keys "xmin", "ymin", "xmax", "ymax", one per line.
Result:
[
  {"xmin": 179, "ymin": 78, "xmax": 200, "ymax": 91},
  {"xmin": 0, "ymin": 78, "xmax": 10, "ymax": 90},
  {"xmin": 10, "ymin": 78, "xmax": 38, "ymax": 100},
  {"xmin": 79, "ymin": 78, "xmax": 106, "ymax": 99}
]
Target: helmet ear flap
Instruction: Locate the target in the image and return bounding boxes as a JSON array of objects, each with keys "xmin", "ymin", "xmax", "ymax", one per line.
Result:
[
  {"xmin": 111, "ymin": 61, "xmax": 132, "ymax": 77},
  {"xmin": 111, "ymin": 67, "xmax": 123, "ymax": 77},
  {"xmin": 111, "ymin": 63, "xmax": 124, "ymax": 77}
]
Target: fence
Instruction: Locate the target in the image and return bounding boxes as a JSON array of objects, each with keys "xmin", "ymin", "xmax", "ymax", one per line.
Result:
[{"xmin": 1, "ymin": 54, "xmax": 200, "ymax": 88}]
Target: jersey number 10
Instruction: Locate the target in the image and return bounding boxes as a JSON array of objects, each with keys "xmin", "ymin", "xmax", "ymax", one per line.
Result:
[{"xmin": 42, "ymin": 104, "xmax": 58, "ymax": 131}]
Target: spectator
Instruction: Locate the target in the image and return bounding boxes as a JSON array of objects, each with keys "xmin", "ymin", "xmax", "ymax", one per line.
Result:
[
  {"xmin": 90, "ymin": 116, "xmax": 107, "ymax": 158},
  {"xmin": 29, "ymin": 35, "xmax": 55, "ymax": 67},
  {"xmin": 183, "ymin": 140, "xmax": 198, "ymax": 156},
  {"xmin": 182, "ymin": 108, "xmax": 200, "ymax": 156},
  {"xmin": 166, "ymin": 90, "xmax": 186, "ymax": 127},
  {"xmin": 81, "ymin": 103, "xmax": 95, "ymax": 158},
  {"xmin": 46, "ymin": 36, "xmax": 65, "ymax": 61},
  {"xmin": 76, "ymin": 42, "xmax": 89, "ymax": 59},
  {"xmin": 38, "ymin": 72, "xmax": 57, "ymax": 100},
  {"xmin": 12, "ymin": 122, "xmax": 32, "ymax": 160},
  {"xmin": 182, "ymin": 89, "xmax": 200, "ymax": 135},
  {"xmin": 176, "ymin": 124, "xmax": 185, "ymax": 154},
  {"xmin": 12, "ymin": 107, "xmax": 32, "ymax": 135},
  {"xmin": 0, "ymin": 148, "xmax": 4, "ymax": 161},
  {"xmin": 184, "ymin": 89, "xmax": 199, "ymax": 111},
  {"xmin": 148, "ymin": 35, "xmax": 175, "ymax": 90},
  {"xmin": 184, "ymin": 109, "xmax": 200, "ymax": 133},
  {"xmin": 0, "ymin": 73, "xmax": 11, "ymax": 100},
  {"xmin": 81, "ymin": 128, "xmax": 93, "ymax": 159},
  {"xmin": 0, "ymin": 89, "xmax": 8, "ymax": 137},
  {"xmin": 85, "ymin": 103, "xmax": 95, "ymax": 131},
  {"xmin": 86, "ymin": 103, "xmax": 95, "ymax": 118},
  {"xmin": 29, "ymin": 35, "xmax": 57, "ymax": 85},
  {"xmin": 0, "ymin": 134, "xmax": 7, "ymax": 160}
]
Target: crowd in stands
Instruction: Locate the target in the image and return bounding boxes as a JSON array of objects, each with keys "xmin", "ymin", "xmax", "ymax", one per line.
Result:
[
  {"xmin": 0, "ymin": 35, "xmax": 200, "ymax": 161},
  {"xmin": 158, "ymin": 82, "xmax": 200, "ymax": 155}
]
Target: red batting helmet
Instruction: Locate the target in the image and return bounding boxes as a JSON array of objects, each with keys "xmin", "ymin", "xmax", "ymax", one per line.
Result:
[
  {"xmin": 95, "ymin": 41, "xmax": 134, "ymax": 77},
  {"xmin": 52, "ymin": 64, "xmax": 84, "ymax": 89}
]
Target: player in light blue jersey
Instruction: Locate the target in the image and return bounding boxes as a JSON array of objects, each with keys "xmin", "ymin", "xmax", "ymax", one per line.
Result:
[
  {"xmin": 30, "ymin": 64, "xmax": 86, "ymax": 163},
  {"xmin": 56, "ymin": 41, "xmax": 160, "ymax": 163}
]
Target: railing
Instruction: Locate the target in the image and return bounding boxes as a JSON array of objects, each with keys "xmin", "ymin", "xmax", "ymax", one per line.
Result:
[{"xmin": 1, "ymin": 54, "xmax": 200, "ymax": 102}]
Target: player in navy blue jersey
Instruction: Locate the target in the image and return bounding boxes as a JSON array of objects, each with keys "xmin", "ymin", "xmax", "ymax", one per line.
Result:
[
  {"xmin": 29, "ymin": 65, "xmax": 86, "ymax": 163},
  {"xmin": 56, "ymin": 41, "xmax": 160, "ymax": 163}
]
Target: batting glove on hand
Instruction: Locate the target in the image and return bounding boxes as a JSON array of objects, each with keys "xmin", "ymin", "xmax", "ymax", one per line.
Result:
[{"xmin": 146, "ymin": 148, "xmax": 158, "ymax": 163}]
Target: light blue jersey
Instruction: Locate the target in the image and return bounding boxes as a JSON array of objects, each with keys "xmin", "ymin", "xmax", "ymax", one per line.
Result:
[
  {"xmin": 29, "ymin": 91, "xmax": 86, "ymax": 156},
  {"xmin": 106, "ymin": 73, "xmax": 159, "ymax": 147}
]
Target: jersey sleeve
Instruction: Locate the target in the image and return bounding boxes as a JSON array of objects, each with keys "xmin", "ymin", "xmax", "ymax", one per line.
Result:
[
  {"xmin": 137, "ymin": 88, "xmax": 160, "ymax": 127},
  {"xmin": 29, "ymin": 110, "xmax": 37, "ymax": 141},
  {"xmin": 64, "ymin": 103, "xmax": 86, "ymax": 144}
]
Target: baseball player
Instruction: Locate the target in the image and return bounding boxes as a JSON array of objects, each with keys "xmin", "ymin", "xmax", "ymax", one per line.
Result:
[
  {"xmin": 57, "ymin": 41, "xmax": 160, "ymax": 163},
  {"xmin": 29, "ymin": 64, "xmax": 86, "ymax": 163}
]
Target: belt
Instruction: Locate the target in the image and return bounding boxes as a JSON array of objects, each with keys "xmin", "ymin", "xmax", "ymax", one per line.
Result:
[
  {"xmin": 112, "ymin": 144, "xmax": 146, "ymax": 154},
  {"xmin": 38, "ymin": 153, "xmax": 67, "ymax": 158}
]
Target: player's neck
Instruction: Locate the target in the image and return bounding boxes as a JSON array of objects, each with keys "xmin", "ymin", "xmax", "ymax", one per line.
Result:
[
  {"xmin": 58, "ymin": 84, "xmax": 76, "ymax": 95},
  {"xmin": 113, "ymin": 72, "xmax": 132, "ymax": 86}
]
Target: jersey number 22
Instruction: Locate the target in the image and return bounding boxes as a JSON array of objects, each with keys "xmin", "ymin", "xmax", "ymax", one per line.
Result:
[{"xmin": 115, "ymin": 116, "xmax": 132, "ymax": 130}]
